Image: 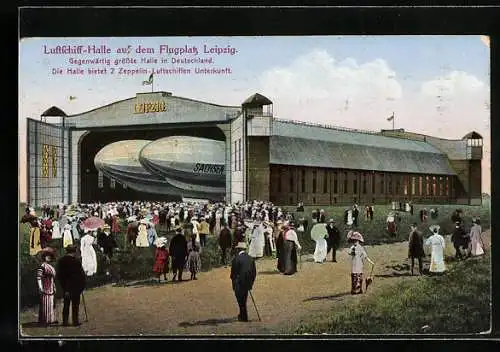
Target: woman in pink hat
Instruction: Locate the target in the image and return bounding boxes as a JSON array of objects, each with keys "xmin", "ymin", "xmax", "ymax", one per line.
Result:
[{"xmin": 347, "ymin": 231, "xmax": 374, "ymax": 294}]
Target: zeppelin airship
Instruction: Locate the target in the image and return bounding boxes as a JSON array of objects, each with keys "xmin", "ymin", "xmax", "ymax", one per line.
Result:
[
  {"xmin": 139, "ymin": 136, "xmax": 226, "ymax": 195},
  {"xmin": 94, "ymin": 139, "xmax": 224, "ymax": 200}
]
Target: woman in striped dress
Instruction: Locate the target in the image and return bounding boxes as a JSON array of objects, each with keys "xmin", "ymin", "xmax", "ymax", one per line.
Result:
[{"xmin": 36, "ymin": 247, "xmax": 58, "ymax": 326}]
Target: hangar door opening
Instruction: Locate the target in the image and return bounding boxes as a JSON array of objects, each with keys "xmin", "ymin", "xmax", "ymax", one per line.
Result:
[{"xmin": 80, "ymin": 126, "xmax": 226, "ymax": 203}]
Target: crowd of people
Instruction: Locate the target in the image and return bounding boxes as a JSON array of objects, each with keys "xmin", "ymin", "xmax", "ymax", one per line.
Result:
[{"xmin": 21, "ymin": 199, "xmax": 486, "ymax": 326}]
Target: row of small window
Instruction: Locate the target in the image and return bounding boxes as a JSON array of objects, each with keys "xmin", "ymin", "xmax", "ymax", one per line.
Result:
[
  {"xmin": 276, "ymin": 170, "xmax": 451, "ymax": 197},
  {"xmin": 233, "ymin": 138, "xmax": 242, "ymax": 172},
  {"xmin": 40, "ymin": 144, "xmax": 58, "ymax": 178},
  {"xmin": 97, "ymin": 172, "xmax": 126, "ymax": 189}
]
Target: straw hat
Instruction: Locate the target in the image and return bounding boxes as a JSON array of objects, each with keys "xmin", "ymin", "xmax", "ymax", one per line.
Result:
[
  {"xmin": 347, "ymin": 231, "xmax": 364, "ymax": 243},
  {"xmin": 236, "ymin": 242, "xmax": 247, "ymax": 249}
]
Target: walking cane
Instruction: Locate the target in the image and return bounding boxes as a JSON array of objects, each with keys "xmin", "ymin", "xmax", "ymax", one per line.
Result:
[
  {"xmin": 248, "ymin": 290, "xmax": 262, "ymax": 322},
  {"xmin": 81, "ymin": 292, "xmax": 89, "ymax": 322},
  {"xmin": 299, "ymin": 248, "xmax": 302, "ymax": 270},
  {"xmin": 365, "ymin": 262, "xmax": 375, "ymax": 292}
]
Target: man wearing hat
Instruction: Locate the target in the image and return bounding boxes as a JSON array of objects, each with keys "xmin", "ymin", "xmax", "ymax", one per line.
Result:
[
  {"xmin": 169, "ymin": 227, "xmax": 188, "ymax": 281},
  {"xmin": 218, "ymin": 223, "xmax": 233, "ymax": 266},
  {"xmin": 230, "ymin": 242, "xmax": 257, "ymax": 322},
  {"xmin": 451, "ymin": 220, "xmax": 468, "ymax": 260},
  {"xmin": 326, "ymin": 219, "xmax": 340, "ymax": 262},
  {"xmin": 408, "ymin": 223, "xmax": 424, "ymax": 275},
  {"xmin": 56, "ymin": 245, "xmax": 86, "ymax": 326},
  {"xmin": 197, "ymin": 216, "xmax": 210, "ymax": 248}
]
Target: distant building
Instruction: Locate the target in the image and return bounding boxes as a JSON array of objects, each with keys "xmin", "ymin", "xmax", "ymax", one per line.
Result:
[{"xmin": 26, "ymin": 92, "xmax": 483, "ymax": 206}]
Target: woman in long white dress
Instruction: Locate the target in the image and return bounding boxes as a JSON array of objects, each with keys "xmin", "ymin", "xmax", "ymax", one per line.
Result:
[
  {"xmin": 136, "ymin": 220, "xmax": 150, "ymax": 247},
  {"xmin": 191, "ymin": 217, "xmax": 201, "ymax": 244},
  {"xmin": 214, "ymin": 211, "xmax": 222, "ymax": 236},
  {"xmin": 72, "ymin": 220, "xmax": 80, "ymax": 240},
  {"xmin": 425, "ymin": 225, "xmax": 446, "ymax": 274},
  {"xmin": 313, "ymin": 237, "xmax": 328, "ymax": 263},
  {"xmin": 469, "ymin": 218, "xmax": 485, "ymax": 256},
  {"xmin": 51, "ymin": 220, "xmax": 61, "ymax": 239},
  {"xmin": 311, "ymin": 223, "xmax": 328, "ymax": 263},
  {"xmin": 62, "ymin": 223, "xmax": 74, "ymax": 248},
  {"xmin": 80, "ymin": 231, "xmax": 98, "ymax": 276},
  {"xmin": 248, "ymin": 222, "xmax": 265, "ymax": 258}
]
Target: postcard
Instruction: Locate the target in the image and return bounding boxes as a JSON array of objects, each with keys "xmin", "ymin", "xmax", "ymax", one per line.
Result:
[{"xmin": 19, "ymin": 34, "xmax": 491, "ymax": 337}]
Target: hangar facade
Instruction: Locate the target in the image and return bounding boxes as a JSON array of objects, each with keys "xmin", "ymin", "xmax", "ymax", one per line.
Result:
[{"xmin": 26, "ymin": 91, "xmax": 483, "ymax": 207}]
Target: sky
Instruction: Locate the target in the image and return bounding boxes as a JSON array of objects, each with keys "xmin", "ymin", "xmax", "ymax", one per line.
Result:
[{"xmin": 18, "ymin": 36, "xmax": 490, "ymax": 202}]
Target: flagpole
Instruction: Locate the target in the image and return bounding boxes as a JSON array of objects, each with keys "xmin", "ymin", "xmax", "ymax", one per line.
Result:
[{"xmin": 392, "ymin": 112, "xmax": 395, "ymax": 130}]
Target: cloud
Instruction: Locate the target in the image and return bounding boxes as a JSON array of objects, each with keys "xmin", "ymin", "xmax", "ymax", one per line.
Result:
[
  {"xmin": 421, "ymin": 71, "xmax": 486, "ymax": 98},
  {"xmin": 259, "ymin": 49, "xmax": 402, "ymax": 107},
  {"xmin": 257, "ymin": 49, "xmax": 404, "ymax": 130}
]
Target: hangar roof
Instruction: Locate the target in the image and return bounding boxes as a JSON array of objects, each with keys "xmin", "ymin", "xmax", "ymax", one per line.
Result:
[
  {"xmin": 269, "ymin": 136, "xmax": 456, "ymax": 175},
  {"xmin": 272, "ymin": 120, "xmax": 441, "ymax": 154}
]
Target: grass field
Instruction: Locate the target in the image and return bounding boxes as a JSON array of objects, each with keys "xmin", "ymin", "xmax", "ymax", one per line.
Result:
[
  {"xmin": 19, "ymin": 200, "xmax": 491, "ymax": 310},
  {"xmin": 293, "ymin": 249, "xmax": 491, "ymax": 334}
]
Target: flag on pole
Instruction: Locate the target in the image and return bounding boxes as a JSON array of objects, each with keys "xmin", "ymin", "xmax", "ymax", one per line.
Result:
[
  {"xmin": 142, "ymin": 73, "xmax": 154, "ymax": 85},
  {"xmin": 387, "ymin": 113, "xmax": 394, "ymax": 122}
]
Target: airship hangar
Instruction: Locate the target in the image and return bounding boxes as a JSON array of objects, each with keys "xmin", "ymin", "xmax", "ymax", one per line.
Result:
[{"xmin": 26, "ymin": 91, "xmax": 483, "ymax": 207}]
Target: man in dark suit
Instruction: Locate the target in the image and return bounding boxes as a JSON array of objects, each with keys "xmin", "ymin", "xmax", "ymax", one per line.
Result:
[
  {"xmin": 326, "ymin": 219, "xmax": 341, "ymax": 262},
  {"xmin": 408, "ymin": 223, "xmax": 425, "ymax": 275},
  {"xmin": 451, "ymin": 221, "xmax": 468, "ymax": 260},
  {"xmin": 218, "ymin": 223, "xmax": 232, "ymax": 266},
  {"xmin": 56, "ymin": 245, "xmax": 86, "ymax": 326},
  {"xmin": 230, "ymin": 242, "xmax": 257, "ymax": 322},
  {"xmin": 169, "ymin": 227, "xmax": 188, "ymax": 281}
]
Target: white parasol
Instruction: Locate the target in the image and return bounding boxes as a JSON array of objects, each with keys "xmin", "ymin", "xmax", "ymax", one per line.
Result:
[
  {"xmin": 244, "ymin": 220, "xmax": 255, "ymax": 229},
  {"xmin": 429, "ymin": 224, "xmax": 440, "ymax": 233},
  {"xmin": 310, "ymin": 223, "xmax": 327, "ymax": 241},
  {"xmin": 155, "ymin": 237, "xmax": 168, "ymax": 248}
]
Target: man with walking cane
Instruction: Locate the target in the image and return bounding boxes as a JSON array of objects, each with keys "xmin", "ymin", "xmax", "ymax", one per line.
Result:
[
  {"xmin": 56, "ymin": 245, "xmax": 86, "ymax": 326},
  {"xmin": 230, "ymin": 242, "xmax": 257, "ymax": 322}
]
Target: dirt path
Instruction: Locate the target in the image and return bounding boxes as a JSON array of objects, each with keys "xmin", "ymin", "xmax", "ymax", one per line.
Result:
[{"xmin": 20, "ymin": 231, "xmax": 491, "ymax": 336}]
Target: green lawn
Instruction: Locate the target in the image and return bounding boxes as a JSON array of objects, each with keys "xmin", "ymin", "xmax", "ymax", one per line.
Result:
[
  {"xmin": 293, "ymin": 251, "xmax": 491, "ymax": 334},
  {"xmin": 19, "ymin": 201, "xmax": 491, "ymax": 311}
]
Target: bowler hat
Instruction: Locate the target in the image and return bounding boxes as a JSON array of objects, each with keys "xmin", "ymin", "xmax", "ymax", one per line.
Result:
[{"xmin": 65, "ymin": 244, "xmax": 77, "ymax": 253}]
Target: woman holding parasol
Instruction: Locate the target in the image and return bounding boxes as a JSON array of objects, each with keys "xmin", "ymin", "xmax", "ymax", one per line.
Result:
[
  {"xmin": 311, "ymin": 222, "xmax": 328, "ymax": 263},
  {"xmin": 346, "ymin": 231, "xmax": 374, "ymax": 294}
]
